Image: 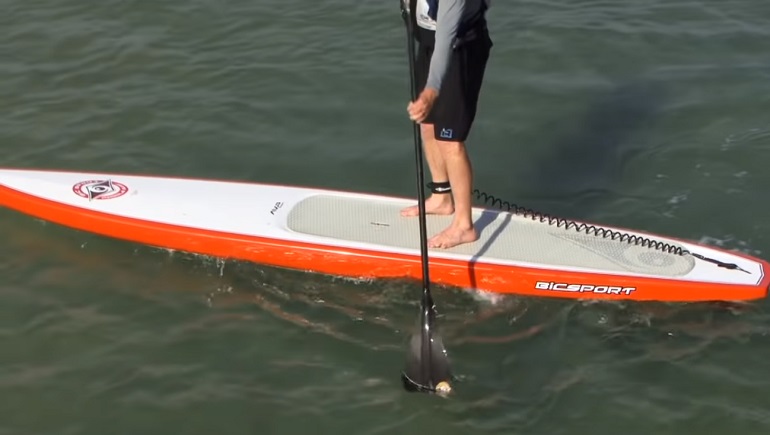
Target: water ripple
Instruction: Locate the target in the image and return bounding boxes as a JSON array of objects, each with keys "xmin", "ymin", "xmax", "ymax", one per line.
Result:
[{"xmin": 2, "ymin": 0, "xmax": 770, "ymax": 433}]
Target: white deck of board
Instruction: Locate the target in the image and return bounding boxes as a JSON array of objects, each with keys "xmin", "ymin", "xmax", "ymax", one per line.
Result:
[{"xmin": 0, "ymin": 168, "xmax": 764, "ymax": 286}]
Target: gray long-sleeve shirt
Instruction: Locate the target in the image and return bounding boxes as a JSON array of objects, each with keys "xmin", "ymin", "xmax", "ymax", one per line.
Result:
[{"xmin": 415, "ymin": 0, "xmax": 489, "ymax": 94}]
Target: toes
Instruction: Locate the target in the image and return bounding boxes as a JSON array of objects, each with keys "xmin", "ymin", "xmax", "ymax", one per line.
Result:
[
  {"xmin": 428, "ymin": 235, "xmax": 448, "ymax": 249},
  {"xmin": 427, "ymin": 235, "xmax": 442, "ymax": 249}
]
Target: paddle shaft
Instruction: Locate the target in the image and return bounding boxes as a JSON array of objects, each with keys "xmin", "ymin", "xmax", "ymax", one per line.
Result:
[{"xmin": 401, "ymin": 1, "xmax": 435, "ymax": 387}]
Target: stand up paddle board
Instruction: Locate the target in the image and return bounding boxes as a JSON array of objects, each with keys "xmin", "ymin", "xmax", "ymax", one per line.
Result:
[{"xmin": 0, "ymin": 168, "xmax": 767, "ymax": 302}]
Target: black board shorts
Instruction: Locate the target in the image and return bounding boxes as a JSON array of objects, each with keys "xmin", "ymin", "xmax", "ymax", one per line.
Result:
[{"xmin": 414, "ymin": 26, "xmax": 492, "ymax": 143}]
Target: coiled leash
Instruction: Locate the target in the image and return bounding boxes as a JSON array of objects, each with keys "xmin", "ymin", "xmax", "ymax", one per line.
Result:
[{"xmin": 424, "ymin": 182, "xmax": 749, "ymax": 274}]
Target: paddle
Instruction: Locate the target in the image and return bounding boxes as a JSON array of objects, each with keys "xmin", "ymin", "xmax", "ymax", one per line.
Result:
[{"xmin": 399, "ymin": 0, "xmax": 453, "ymax": 396}]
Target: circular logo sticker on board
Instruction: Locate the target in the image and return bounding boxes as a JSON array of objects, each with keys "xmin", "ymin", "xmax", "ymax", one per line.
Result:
[{"xmin": 72, "ymin": 179, "xmax": 129, "ymax": 201}]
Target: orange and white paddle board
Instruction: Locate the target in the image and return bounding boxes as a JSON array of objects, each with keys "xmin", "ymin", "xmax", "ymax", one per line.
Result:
[{"xmin": 0, "ymin": 168, "xmax": 767, "ymax": 302}]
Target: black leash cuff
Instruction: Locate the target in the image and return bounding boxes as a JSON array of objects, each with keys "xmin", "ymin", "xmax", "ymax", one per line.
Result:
[{"xmin": 428, "ymin": 181, "xmax": 451, "ymax": 194}]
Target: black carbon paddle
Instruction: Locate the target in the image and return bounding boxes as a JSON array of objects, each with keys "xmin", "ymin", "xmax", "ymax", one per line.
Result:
[{"xmin": 399, "ymin": 0, "xmax": 453, "ymax": 396}]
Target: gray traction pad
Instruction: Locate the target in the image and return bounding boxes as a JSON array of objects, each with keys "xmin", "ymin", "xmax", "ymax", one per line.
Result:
[{"xmin": 286, "ymin": 195, "xmax": 694, "ymax": 277}]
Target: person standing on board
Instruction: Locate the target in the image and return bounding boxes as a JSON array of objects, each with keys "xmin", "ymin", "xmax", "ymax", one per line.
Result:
[{"xmin": 402, "ymin": 0, "xmax": 493, "ymax": 249}]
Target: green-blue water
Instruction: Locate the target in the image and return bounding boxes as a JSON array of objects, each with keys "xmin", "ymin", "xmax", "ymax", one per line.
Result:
[{"xmin": 2, "ymin": 1, "xmax": 770, "ymax": 433}]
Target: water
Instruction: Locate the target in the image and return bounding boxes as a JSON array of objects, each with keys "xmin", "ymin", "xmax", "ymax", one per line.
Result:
[{"xmin": 2, "ymin": 0, "xmax": 770, "ymax": 433}]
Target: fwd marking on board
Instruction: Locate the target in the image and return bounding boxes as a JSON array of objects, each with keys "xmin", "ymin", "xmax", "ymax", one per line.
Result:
[{"xmin": 270, "ymin": 201, "xmax": 284, "ymax": 215}]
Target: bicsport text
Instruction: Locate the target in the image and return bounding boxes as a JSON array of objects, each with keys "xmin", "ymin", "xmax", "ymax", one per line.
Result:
[{"xmin": 535, "ymin": 281, "xmax": 636, "ymax": 295}]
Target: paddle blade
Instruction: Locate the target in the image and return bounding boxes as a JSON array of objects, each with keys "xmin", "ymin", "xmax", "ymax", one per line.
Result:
[{"xmin": 401, "ymin": 308, "xmax": 453, "ymax": 394}]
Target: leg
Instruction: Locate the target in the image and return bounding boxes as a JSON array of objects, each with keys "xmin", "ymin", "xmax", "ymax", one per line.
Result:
[
  {"xmin": 400, "ymin": 123, "xmax": 455, "ymax": 217},
  {"xmin": 421, "ymin": 31, "xmax": 492, "ymax": 249},
  {"xmin": 427, "ymin": 139, "xmax": 478, "ymax": 249}
]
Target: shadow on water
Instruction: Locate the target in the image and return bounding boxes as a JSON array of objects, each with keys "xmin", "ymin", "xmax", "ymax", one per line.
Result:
[{"xmin": 475, "ymin": 78, "xmax": 667, "ymax": 222}]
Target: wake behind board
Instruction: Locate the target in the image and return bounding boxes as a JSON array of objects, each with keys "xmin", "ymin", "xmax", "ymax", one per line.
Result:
[{"xmin": 0, "ymin": 168, "xmax": 767, "ymax": 302}]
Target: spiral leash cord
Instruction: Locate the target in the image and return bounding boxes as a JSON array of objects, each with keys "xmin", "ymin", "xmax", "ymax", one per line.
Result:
[{"xmin": 471, "ymin": 188, "xmax": 748, "ymax": 273}]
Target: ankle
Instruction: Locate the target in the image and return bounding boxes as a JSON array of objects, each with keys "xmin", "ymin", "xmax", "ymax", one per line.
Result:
[
  {"xmin": 429, "ymin": 194, "xmax": 454, "ymax": 206},
  {"xmin": 450, "ymin": 217, "xmax": 475, "ymax": 231},
  {"xmin": 427, "ymin": 181, "xmax": 451, "ymax": 194}
]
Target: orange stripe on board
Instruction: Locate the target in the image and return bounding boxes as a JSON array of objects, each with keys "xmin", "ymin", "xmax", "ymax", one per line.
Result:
[{"xmin": 0, "ymin": 184, "xmax": 767, "ymax": 302}]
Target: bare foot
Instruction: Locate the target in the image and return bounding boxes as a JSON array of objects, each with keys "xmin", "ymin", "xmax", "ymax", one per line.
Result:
[
  {"xmin": 400, "ymin": 194, "xmax": 454, "ymax": 217},
  {"xmin": 428, "ymin": 225, "xmax": 479, "ymax": 249}
]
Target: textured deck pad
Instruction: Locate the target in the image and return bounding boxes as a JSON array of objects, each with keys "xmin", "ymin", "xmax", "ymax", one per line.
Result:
[{"xmin": 287, "ymin": 195, "xmax": 695, "ymax": 277}]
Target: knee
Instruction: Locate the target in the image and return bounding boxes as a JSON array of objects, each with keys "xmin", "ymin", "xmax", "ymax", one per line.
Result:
[{"xmin": 439, "ymin": 140, "xmax": 466, "ymax": 157}]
